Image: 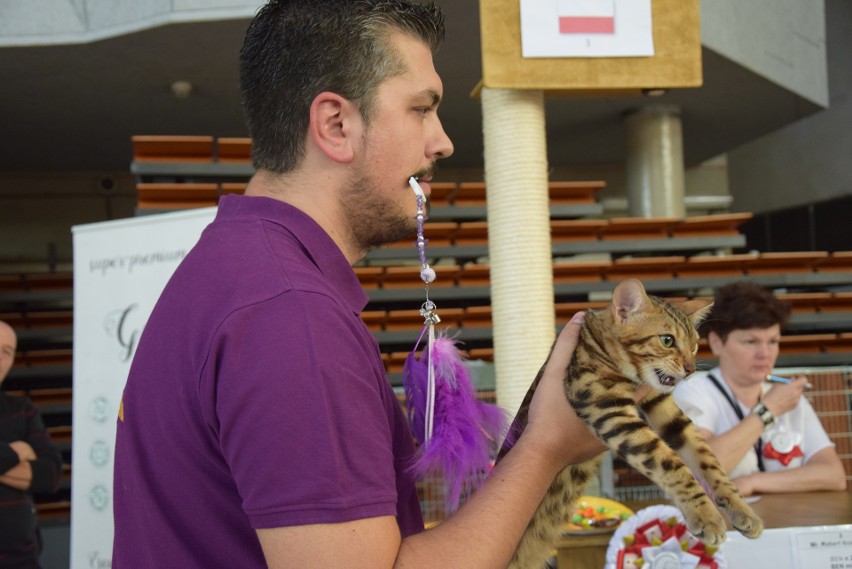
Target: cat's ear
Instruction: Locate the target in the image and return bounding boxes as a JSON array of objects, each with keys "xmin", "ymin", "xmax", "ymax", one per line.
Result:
[
  {"xmin": 678, "ymin": 298, "xmax": 714, "ymax": 327},
  {"xmin": 611, "ymin": 278, "xmax": 650, "ymax": 323}
]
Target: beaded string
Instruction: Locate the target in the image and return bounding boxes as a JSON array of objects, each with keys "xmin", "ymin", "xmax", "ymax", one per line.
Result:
[{"xmin": 410, "ymin": 177, "xmax": 440, "ymax": 443}]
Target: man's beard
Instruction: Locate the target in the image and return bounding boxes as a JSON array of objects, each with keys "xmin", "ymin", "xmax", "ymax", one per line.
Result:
[{"xmin": 340, "ymin": 171, "xmax": 418, "ymax": 253}]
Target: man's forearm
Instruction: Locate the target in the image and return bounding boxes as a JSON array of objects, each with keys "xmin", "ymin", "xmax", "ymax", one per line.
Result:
[{"xmin": 396, "ymin": 436, "xmax": 566, "ymax": 569}]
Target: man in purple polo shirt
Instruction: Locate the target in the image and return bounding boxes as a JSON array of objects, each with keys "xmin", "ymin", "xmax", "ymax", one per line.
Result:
[{"xmin": 113, "ymin": 1, "xmax": 604, "ymax": 567}]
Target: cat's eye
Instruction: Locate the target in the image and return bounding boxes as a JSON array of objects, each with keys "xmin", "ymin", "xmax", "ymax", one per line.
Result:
[{"xmin": 659, "ymin": 334, "xmax": 675, "ymax": 348}]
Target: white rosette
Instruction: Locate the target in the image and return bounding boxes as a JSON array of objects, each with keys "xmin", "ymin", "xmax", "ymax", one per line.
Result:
[{"xmin": 604, "ymin": 505, "xmax": 727, "ymax": 569}]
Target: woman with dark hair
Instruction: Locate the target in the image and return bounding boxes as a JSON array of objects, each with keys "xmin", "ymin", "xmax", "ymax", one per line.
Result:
[{"xmin": 673, "ymin": 281, "xmax": 846, "ymax": 495}]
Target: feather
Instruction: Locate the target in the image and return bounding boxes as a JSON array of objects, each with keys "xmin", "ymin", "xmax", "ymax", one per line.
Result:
[{"xmin": 403, "ymin": 334, "xmax": 510, "ymax": 513}]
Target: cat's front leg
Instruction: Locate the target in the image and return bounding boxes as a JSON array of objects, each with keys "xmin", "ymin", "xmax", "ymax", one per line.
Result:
[
  {"xmin": 576, "ymin": 385, "xmax": 728, "ymax": 545},
  {"xmin": 640, "ymin": 392, "xmax": 763, "ymax": 539}
]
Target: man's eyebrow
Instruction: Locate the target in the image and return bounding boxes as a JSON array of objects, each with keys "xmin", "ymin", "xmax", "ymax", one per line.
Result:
[{"xmin": 419, "ymin": 88, "xmax": 441, "ymax": 107}]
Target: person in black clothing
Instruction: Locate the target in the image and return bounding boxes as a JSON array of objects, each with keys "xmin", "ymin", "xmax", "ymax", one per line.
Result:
[{"xmin": 0, "ymin": 320, "xmax": 63, "ymax": 569}]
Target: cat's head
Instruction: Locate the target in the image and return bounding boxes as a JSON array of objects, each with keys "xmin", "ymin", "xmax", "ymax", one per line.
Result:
[{"xmin": 605, "ymin": 278, "xmax": 713, "ymax": 393}]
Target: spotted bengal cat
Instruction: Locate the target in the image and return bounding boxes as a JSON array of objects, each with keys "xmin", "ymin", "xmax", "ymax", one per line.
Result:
[{"xmin": 500, "ymin": 278, "xmax": 763, "ymax": 569}]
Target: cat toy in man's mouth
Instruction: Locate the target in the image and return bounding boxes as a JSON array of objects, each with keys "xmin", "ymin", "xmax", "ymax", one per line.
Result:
[
  {"xmin": 766, "ymin": 374, "xmax": 813, "ymax": 389},
  {"xmin": 409, "ymin": 175, "xmax": 427, "ymax": 200}
]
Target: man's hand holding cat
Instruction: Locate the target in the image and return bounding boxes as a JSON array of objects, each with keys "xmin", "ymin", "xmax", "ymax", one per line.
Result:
[{"xmin": 523, "ymin": 312, "xmax": 608, "ymax": 471}]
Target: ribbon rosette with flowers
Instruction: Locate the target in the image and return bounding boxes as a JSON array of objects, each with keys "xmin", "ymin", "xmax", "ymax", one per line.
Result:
[{"xmin": 604, "ymin": 505, "xmax": 727, "ymax": 569}]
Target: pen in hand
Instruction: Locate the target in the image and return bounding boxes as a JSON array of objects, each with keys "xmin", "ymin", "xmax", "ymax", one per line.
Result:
[{"xmin": 766, "ymin": 374, "xmax": 813, "ymax": 389}]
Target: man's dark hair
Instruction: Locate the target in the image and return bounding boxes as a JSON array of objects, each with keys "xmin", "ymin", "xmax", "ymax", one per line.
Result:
[
  {"xmin": 239, "ymin": 0, "xmax": 445, "ymax": 173},
  {"xmin": 701, "ymin": 280, "xmax": 791, "ymax": 341}
]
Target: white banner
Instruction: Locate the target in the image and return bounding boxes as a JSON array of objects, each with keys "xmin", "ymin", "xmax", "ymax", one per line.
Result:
[{"xmin": 70, "ymin": 208, "xmax": 215, "ymax": 569}]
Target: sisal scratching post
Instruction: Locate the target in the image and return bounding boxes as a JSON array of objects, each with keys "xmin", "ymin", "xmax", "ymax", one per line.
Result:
[{"xmin": 481, "ymin": 87, "xmax": 555, "ymax": 416}]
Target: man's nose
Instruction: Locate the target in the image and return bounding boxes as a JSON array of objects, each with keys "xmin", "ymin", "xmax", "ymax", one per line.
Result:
[{"xmin": 429, "ymin": 119, "xmax": 454, "ymax": 160}]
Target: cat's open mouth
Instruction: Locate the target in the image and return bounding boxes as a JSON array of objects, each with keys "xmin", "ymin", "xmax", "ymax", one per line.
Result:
[{"xmin": 655, "ymin": 369, "xmax": 677, "ymax": 386}]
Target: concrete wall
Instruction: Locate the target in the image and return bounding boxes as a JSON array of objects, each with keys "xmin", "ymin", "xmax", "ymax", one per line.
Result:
[
  {"xmin": 701, "ymin": 0, "xmax": 828, "ymax": 107},
  {"xmin": 0, "ymin": 0, "xmax": 260, "ymax": 46},
  {"xmin": 726, "ymin": 0, "xmax": 852, "ymax": 215},
  {"xmin": 0, "ymin": 172, "xmax": 135, "ymax": 271}
]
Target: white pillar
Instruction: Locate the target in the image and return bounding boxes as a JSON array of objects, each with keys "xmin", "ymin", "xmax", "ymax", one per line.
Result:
[
  {"xmin": 481, "ymin": 87, "xmax": 555, "ymax": 415},
  {"xmin": 624, "ymin": 105, "xmax": 686, "ymax": 218}
]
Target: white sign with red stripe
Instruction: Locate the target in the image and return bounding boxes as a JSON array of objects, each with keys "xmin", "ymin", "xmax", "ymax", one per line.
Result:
[
  {"xmin": 521, "ymin": 0, "xmax": 653, "ymax": 58},
  {"xmin": 557, "ymin": 0, "xmax": 615, "ymax": 34}
]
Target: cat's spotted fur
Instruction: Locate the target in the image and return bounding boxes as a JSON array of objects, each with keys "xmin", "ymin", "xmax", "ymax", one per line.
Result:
[{"xmin": 500, "ymin": 279, "xmax": 762, "ymax": 569}]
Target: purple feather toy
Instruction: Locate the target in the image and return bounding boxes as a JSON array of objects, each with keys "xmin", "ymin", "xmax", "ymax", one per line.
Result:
[{"xmin": 403, "ymin": 334, "xmax": 510, "ymax": 513}]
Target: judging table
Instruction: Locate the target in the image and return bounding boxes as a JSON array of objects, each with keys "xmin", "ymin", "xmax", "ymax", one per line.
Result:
[{"xmin": 555, "ymin": 491, "xmax": 852, "ymax": 569}]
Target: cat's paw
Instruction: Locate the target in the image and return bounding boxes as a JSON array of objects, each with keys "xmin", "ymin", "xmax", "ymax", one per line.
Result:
[
  {"xmin": 717, "ymin": 495, "xmax": 764, "ymax": 539},
  {"xmin": 683, "ymin": 501, "xmax": 728, "ymax": 546}
]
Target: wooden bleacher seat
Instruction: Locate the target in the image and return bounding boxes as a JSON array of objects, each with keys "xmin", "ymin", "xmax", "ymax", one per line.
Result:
[
  {"xmin": 819, "ymin": 292, "xmax": 852, "ymax": 312},
  {"xmin": 555, "ymin": 301, "xmax": 608, "ymax": 320},
  {"xmin": 23, "ymin": 387, "xmax": 73, "ymax": 408},
  {"xmin": 456, "ymin": 263, "xmax": 491, "ymax": 287},
  {"xmin": 552, "ymin": 259, "xmax": 610, "ymax": 283},
  {"xmin": 131, "ymin": 135, "xmax": 214, "ymax": 162},
  {"xmin": 448, "ymin": 180, "xmax": 605, "ymax": 207},
  {"xmin": 0, "ymin": 273, "xmax": 73, "ymax": 292},
  {"xmin": 47, "ymin": 425, "xmax": 72, "ymax": 445},
  {"xmin": 461, "ymin": 305, "xmax": 493, "ymax": 328},
  {"xmin": 354, "ymin": 266, "xmax": 384, "ymax": 289},
  {"xmin": 382, "ymin": 264, "xmax": 459, "ymax": 288},
  {"xmin": 15, "ymin": 348, "xmax": 73, "ymax": 367},
  {"xmin": 216, "ymin": 137, "xmax": 252, "ymax": 163},
  {"xmin": 385, "ymin": 222, "xmax": 457, "ymax": 248},
  {"xmin": 467, "ymin": 347, "xmax": 494, "ymax": 362},
  {"xmin": 744, "ymin": 251, "xmax": 828, "ymax": 274},
  {"xmin": 669, "ymin": 212, "xmax": 753, "ymax": 237},
  {"xmin": 550, "ymin": 219, "xmax": 607, "ymax": 242},
  {"xmin": 675, "ymin": 253, "xmax": 756, "ymax": 278},
  {"xmin": 360, "ymin": 310, "xmax": 386, "ymax": 332},
  {"xmin": 779, "ymin": 333, "xmax": 836, "ymax": 354},
  {"xmin": 0, "ymin": 310, "xmax": 73, "ymax": 328},
  {"xmin": 821, "ymin": 333, "xmax": 852, "ymax": 353},
  {"xmin": 387, "ymin": 351, "xmax": 411, "ymax": 373},
  {"xmin": 36, "ymin": 501, "xmax": 71, "ymax": 522},
  {"xmin": 777, "ymin": 292, "xmax": 833, "ymax": 313},
  {"xmin": 220, "ymin": 182, "xmax": 247, "ymax": 196},
  {"xmin": 548, "ymin": 181, "xmax": 604, "ymax": 205},
  {"xmin": 0, "ymin": 275, "xmax": 23, "ymax": 292},
  {"xmin": 814, "ymin": 251, "xmax": 852, "ymax": 272},
  {"xmin": 384, "ymin": 308, "xmax": 463, "ymax": 330},
  {"xmin": 22, "ymin": 273, "xmax": 73, "ymax": 290},
  {"xmin": 427, "ymin": 182, "xmax": 458, "ymax": 206},
  {"xmin": 136, "ymin": 182, "xmax": 218, "ymax": 209},
  {"xmin": 599, "ymin": 217, "xmax": 680, "ymax": 240},
  {"xmin": 453, "ymin": 182, "xmax": 487, "ymax": 206},
  {"xmin": 453, "ymin": 221, "xmax": 489, "ymax": 245},
  {"xmin": 605, "ymin": 256, "xmax": 684, "ymax": 281}
]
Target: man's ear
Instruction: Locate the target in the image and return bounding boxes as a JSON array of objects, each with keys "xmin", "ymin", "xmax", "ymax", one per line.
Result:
[{"xmin": 308, "ymin": 91, "xmax": 359, "ymax": 163}]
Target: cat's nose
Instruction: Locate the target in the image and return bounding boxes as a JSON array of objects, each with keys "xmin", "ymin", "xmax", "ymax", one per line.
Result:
[{"xmin": 684, "ymin": 363, "xmax": 696, "ymax": 375}]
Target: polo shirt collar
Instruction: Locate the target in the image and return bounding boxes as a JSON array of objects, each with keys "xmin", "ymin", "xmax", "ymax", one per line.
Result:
[{"xmin": 216, "ymin": 194, "xmax": 369, "ymax": 314}]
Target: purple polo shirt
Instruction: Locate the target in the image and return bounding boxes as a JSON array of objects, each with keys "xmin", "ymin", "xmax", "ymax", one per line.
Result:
[{"xmin": 113, "ymin": 195, "xmax": 423, "ymax": 568}]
